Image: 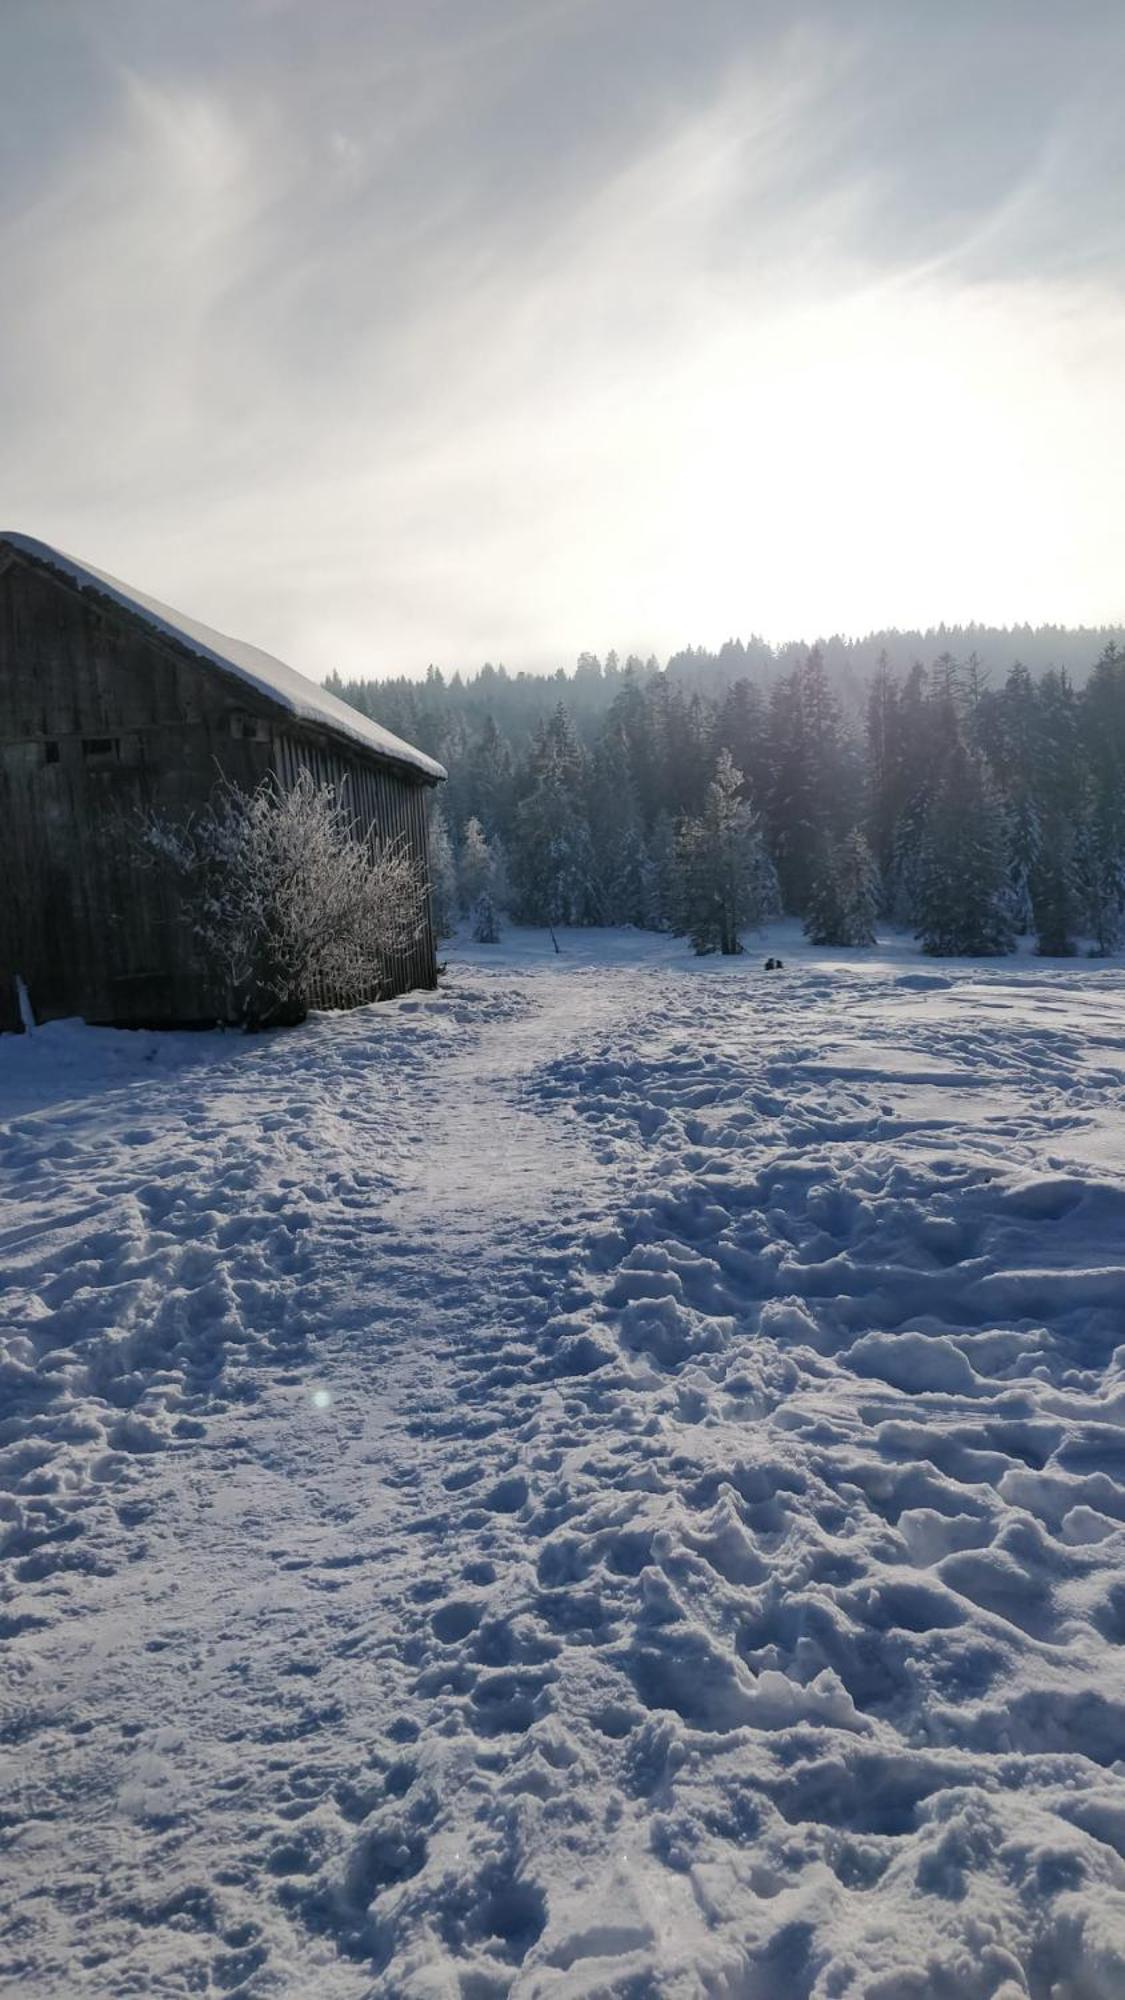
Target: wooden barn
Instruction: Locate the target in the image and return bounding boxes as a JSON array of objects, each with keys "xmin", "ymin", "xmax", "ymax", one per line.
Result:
[{"xmin": 0, "ymin": 532, "xmax": 446, "ymax": 1030}]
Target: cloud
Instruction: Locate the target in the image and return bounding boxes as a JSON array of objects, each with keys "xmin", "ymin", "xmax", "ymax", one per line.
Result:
[{"xmin": 1, "ymin": 0, "xmax": 1123, "ymax": 676}]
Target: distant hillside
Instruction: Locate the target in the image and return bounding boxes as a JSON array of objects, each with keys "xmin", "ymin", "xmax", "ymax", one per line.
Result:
[
  {"xmin": 807, "ymin": 623, "xmax": 1125, "ymax": 684},
  {"xmin": 671, "ymin": 624, "xmax": 1125, "ymax": 689},
  {"xmin": 328, "ymin": 623, "xmax": 1125, "ymax": 754}
]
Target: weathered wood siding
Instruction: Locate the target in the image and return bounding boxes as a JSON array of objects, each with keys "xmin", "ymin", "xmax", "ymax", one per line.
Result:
[{"xmin": 0, "ymin": 546, "xmax": 437, "ymax": 1027}]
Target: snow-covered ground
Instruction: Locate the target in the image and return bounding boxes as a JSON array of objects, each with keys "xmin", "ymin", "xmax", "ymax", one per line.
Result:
[{"xmin": 3, "ymin": 924, "xmax": 1125, "ymax": 1998}]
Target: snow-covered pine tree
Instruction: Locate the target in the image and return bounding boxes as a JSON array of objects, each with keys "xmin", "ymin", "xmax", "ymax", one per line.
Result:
[
  {"xmin": 1076, "ymin": 644, "xmax": 1125, "ymax": 953},
  {"xmin": 765, "ymin": 648, "xmax": 850, "ymax": 914},
  {"xmin": 586, "ymin": 729, "xmax": 648, "ymax": 924},
  {"xmin": 716, "ymin": 677, "xmax": 769, "ymax": 810},
  {"xmin": 427, "ymin": 801, "xmax": 458, "ymax": 938},
  {"xmin": 914, "ymin": 744, "xmax": 1016, "ymax": 956},
  {"xmin": 1032, "ymin": 814, "xmax": 1080, "ymax": 956},
  {"xmin": 611, "ymin": 821, "xmax": 650, "ymax": 928},
  {"xmin": 975, "ymin": 661, "xmax": 1042, "ymax": 935},
  {"xmin": 642, "ymin": 812, "xmax": 678, "ymax": 930},
  {"xmin": 1074, "ymin": 790, "xmax": 1125, "ymax": 954},
  {"xmin": 1027, "ymin": 669, "xmax": 1083, "ymax": 953},
  {"xmin": 511, "ymin": 706, "xmax": 597, "ymax": 926},
  {"xmin": 864, "ymin": 651, "xmax": 899, "ymax": 900},
  {"xmin": 804, "ymin": 830, "xmax": 880, "ymax": 946},
  {"xmin": 673, "ymin": 750, "xmax": 774, "ymax": 955},
  {"xmin": 877, "ymin": 664, "xmax": 961, "ymax": 926},
  {"xmin": 488, "ymin": 835, "xmax": 512, "ymax": 916},
  {"xmin": 471, "ymin": 891, "xmax": 501, "ymax": 943},
  {"xmin": 1003, "ymin": 792, "xmax": 1041, "ymax": 936},
  {"xmin": 458, "ymin": 816, "xmax": 494, "ymax": 915},
  {"xmin": 463, "ymin": 717, "xmax": 515, "ymax": 840}
]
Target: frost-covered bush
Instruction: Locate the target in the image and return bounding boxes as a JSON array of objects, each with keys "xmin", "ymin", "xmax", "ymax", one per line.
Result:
[
  {"xmin": 133, "ymin": 771, "xmax": 428, "ymax": 1024},
  {"xmin": 471, "ymin": 890, "xmax": 501, "ymax": 943}
]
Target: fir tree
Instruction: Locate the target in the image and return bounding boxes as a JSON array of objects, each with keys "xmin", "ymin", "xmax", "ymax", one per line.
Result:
[
  {"xmin": 643, "ymin": 812, "xmax": 679, "ymax": 930},
  {"xmin": 458, "ymin": 817, "xmax": 495, "ymax": 915},
  {"xmin": 804, "ymin": 831, "xmax": 880, "ymax": 947},
  {"xmin": 488, "ymin": 835, "xmax": 512, "ymax": 915},
  {"xmin": 471, "ymin": 891, "xmax": 501, "ymax": 943},
  {"xmin": 674, "ymin": 751, "xmax": 775, "ymax": 955},
  {"xmin": 765, "ymin": 648, "xmax": 849, "ymax": 913},
  {"xmin": 586, "ymin": 728, "xmax": 648, "ymax": 924},
  {"xmin": 915, "ymin": 745, "xmax": 1015, "ymax": 956},
  {"xmin": 427, "ymin": 802, "xmax": 458, "ymax": 938},
  {"xmin": 864, "ymin": 651, "xmax": 899, "ymax": 896},
  {"xmin": 1032, "ymin": 816, "xmax": 1080, "ymax": 956},
  {"xmin": 1077, "ymin": 645, "xmax": 1125, "ymax": 951},
  {"xmin": 464, "ymin": 717, "xmax": 515, "ymax": 841},
  {"xmin": 1074, "ymin": 789, "xmax": 1125, "ymax": 954},
  {"xmin": 510, "ymin": 706, "xmax": 597, "ymax": 926},
  {"xmin": 716, "ymin": 678, "xmax": 769, "ymax": 809}
]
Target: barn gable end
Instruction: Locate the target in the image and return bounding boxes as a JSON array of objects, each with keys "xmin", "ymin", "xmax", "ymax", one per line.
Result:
[{"xmin": 0, "ymin": 536, "xmax": 444, "ymax": 1028}]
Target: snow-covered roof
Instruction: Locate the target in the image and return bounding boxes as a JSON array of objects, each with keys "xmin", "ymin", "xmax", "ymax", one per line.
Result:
[{"xmin": 0, "ymin": 532, "xmax": 446, "ymax": 783}]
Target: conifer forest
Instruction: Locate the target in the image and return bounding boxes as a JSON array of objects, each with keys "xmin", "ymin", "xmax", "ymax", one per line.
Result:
[{"xmin": 329, "ymin": 628, "xmax": 1125, "ymax": 957}]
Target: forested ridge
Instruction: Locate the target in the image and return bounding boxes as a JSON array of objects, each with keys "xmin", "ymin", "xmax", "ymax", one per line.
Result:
[{"xmin": 327, "ymin": 628, "xmax": 1125, "ymax": 957}]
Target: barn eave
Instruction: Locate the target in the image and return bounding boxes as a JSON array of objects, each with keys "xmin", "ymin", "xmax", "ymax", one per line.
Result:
[{"xmin": 0, "ymin": 532, "xmax": 445, "ymax": 785}]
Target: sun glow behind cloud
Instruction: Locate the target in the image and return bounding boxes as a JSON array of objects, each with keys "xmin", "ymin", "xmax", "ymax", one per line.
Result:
[
  {"xmin": 1, "ymin": 2, "xmax": 1123, "ymax": 676},
  {"xmin": 634, "ymin": 279, "xmax": 1125, "ymax": 648}
]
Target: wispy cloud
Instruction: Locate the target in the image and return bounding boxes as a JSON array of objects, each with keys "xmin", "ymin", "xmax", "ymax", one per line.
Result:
[{"xmin": 2, "ymin": 0, "xmax": 1123, "ymax": 676}]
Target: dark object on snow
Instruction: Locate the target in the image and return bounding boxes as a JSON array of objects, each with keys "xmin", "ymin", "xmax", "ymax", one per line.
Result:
[
  {"xmin": 765, "ymin": 957, "xmax": 784, "ymax": 970},
  {"xmin": 0, "ymin": 533, "xmax": 447, "ymax": 1028}
]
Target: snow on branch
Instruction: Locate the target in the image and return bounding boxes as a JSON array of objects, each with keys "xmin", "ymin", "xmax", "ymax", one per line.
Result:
[{"xmin": 131, "ymin": 770, "xmax": 428, "ymax": 1024}]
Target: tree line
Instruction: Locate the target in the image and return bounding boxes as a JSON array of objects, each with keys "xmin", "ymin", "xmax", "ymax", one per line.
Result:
[{"xmin": 330, "ymin": 637, "xmax": 1125, "ymax": 956}]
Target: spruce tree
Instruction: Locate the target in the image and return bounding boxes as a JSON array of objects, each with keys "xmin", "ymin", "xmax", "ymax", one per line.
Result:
[
  {"xmin": 885, "ymin": 675, "xmax": 961, "ymax": 925},
  {"xmin": 673, "ymin": 752, "xmax": 775, "ymax": 955},
  {"xmin": 1032, "ymin": 818, "xmax": 1080, "ymax": 956},
  {"xmin": 464, "ymin": 718, "xmax": 515, "ymax": 844},
  {"xmin": 915, "ymin": 745, "xmax": 1015, "ymax": 956},
  {"xmin": 586, "ymin": 729, "xmax": 648, "ymax": 924},
  {"xmin": 716, "ymin": 678, "xmax": 769, "ymax": 809},
  {"xmin": 1077, "ymin": 645, "xmax": 1125, "ymax": 951},
  {"xmin": 471, "ymin": 891, "xmax": 501, "ymax": 943},
  {"xmin": 804, "ymin": 831, "xmax": 880, "ymax": 947},
  {"xmin": 643, "ymin": 812, "xmax": 679, "ymax": 930},
  {"xmin": 865, "ymin": 651, "xmax": 900, "ymax": 897},
  {"xmin": 765, "ymin": 648, "xmax": 849, "ymax": 913},
  {"xmin": 511, "ymin": 706, "xmax": 597, "ymax": 926},
  {"xmin": 427, "ymin": 802, "xmax": 459, "ymax": 938},
  {"xmin": 1075, "ymin": 789, "xmax": 1125, "ymax": 954},
  {"xmin": 458, "ymin": 817, "xmax": 495, "ymax": 915}
]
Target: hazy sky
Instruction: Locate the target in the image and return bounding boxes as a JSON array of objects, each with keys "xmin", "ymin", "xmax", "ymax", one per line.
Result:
[{"xmin": 3, "ymin": 1, "xmax": 1124, "ymax": 680}]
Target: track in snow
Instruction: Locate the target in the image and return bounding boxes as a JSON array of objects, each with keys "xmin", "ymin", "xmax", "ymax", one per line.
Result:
[{"xmin": 2, "ymin": 931, "xmax": 1125, "ymax": 1998}]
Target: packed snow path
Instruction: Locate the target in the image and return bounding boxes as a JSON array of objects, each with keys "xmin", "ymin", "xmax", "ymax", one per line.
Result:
[{"xmin": 3, "ymin": 933, "xmax": 1125, "ymax": 1999}]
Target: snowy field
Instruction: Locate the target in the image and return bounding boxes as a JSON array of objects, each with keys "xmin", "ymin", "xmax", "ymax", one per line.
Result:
[{"xmin": 3, "ymin": 924, "xmax": 1125, "ymax": 1999}]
